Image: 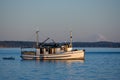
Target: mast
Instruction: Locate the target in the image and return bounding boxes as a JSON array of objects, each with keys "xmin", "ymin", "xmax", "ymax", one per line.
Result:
[
  {"xmin": 36, "ymin": 31, "xmax": 39, "ymax": 48},
  {"xmin": 70, "ymin": 31, "xmax": 72, "ymax": 47}
]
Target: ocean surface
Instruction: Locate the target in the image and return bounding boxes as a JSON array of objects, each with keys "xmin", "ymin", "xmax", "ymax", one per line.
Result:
[{"xmin": 0, "ymin": 48, "xmax": 120, "ymax": 80}]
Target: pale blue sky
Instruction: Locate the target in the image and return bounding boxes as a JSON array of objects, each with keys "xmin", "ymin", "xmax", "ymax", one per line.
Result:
[{"xmin": 0, "ymin": 0, "xmax": 120, "ymax": 42}]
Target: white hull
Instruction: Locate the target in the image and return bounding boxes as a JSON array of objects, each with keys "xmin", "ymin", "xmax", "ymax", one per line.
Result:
[{"xmin": 21, "ymin": 50, "xmax": 85, "ymax": 60}]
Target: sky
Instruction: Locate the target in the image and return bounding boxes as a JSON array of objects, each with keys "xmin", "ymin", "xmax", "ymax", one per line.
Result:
[{"xmin": 0, "ymin": 0, "xmax": 120, "ymax": 42}]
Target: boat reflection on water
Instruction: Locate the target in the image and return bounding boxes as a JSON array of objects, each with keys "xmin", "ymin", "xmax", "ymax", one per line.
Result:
[{"xmin": 35, "ymin": 59, "xmax": 84, "ymax": 64}]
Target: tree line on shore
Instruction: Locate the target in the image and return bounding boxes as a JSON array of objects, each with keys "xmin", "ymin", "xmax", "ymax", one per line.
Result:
[{"xmin": 0, "ymin": 41, "xmax": 120, "ymax": 48}]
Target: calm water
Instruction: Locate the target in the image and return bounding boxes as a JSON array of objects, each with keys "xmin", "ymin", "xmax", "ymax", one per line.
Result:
[{"xmin": 0, "ymin": 48, "xmax": 120, "ymax": 80}]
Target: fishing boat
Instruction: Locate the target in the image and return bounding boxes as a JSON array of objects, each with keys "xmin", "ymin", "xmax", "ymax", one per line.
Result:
[{"xmin": 20, "ymin": 31, "xmax": 85, "ymax": 60}]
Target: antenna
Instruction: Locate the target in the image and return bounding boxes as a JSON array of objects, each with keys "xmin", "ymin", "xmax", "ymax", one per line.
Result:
[{"xmin": 70, "ymin": 31, "xmax": 72, "ymax": 47}]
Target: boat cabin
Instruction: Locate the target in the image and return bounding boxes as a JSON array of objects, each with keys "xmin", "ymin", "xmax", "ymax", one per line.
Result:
[{"xmin": 37, "ymin": 43, "xmax": 72, "ymax": 55}]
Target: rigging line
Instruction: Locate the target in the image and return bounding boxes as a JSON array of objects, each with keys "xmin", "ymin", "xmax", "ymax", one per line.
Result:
[
  {"xmin": 28, "ymin": 32, "xmax": 37, "ymax": 42},
  {"xmin": 38, "ymin": 30, "xmax": 48, "ymax": 38},
  {"xmin": 23, "ymin": 32, "xmax": 34, "ymax": 42},
  {"xmin": 38, "ymin": 30, "xmax": 56, "ymax": 43}
]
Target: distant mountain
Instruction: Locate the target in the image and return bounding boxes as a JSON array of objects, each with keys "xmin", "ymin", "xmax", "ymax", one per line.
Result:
[{"xmin": 0, "ymin": 41, "xmax": 120, "ymax": 48}]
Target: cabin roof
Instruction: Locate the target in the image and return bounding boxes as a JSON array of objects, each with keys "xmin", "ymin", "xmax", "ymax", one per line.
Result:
[{"xmin": 39, "ymin": 42, "xmax": 70, "ymax": 48}]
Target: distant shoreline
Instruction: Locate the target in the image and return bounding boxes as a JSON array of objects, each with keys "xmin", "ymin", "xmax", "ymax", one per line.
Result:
[{"xmin": 0, "ymin": 41, "xmax": 120, "ymax": 48}]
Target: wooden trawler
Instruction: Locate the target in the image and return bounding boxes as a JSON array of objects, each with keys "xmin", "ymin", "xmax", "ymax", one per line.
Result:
[{"xmin": 20, "ymin": 31, "xmax": 85, "ymax": 60}]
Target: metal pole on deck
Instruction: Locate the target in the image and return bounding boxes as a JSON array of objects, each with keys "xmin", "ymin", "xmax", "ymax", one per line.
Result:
[
  {"xmin": 70, "ymin": 31, "xmax": 72, "ymax": 48},
  {"xmin": 36, "ymin": 31, "xmax": 39, "ymax": 48}
]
